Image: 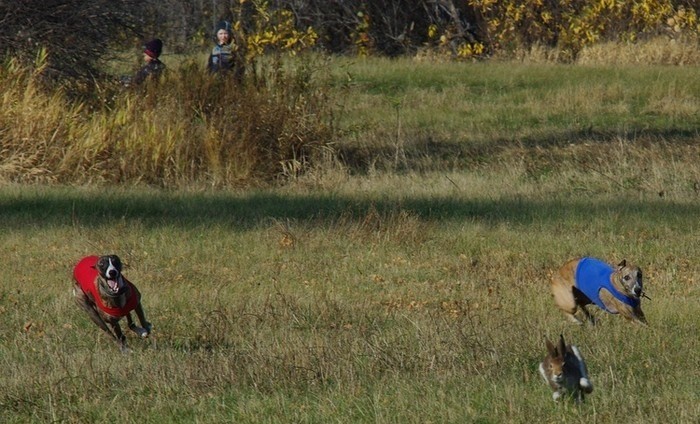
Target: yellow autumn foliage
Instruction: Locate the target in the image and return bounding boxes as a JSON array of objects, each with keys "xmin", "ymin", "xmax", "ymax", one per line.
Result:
[
  {"xmin": 466, "ymin": 0, "xmax": 698, "ymax": 60},
  {"xmin": 238, "ymin": 2, "xmax": 318, "ymax": 61}
]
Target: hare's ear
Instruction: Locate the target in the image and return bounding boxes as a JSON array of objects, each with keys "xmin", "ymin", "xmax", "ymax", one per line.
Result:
[
  {"xmin": 618, "ymin": 259, "xmax": 627, "ymax": 269},
  {"xmin": 545, "ymin": 337, "xmax": 556, "ymax": 356},
  {"xmin": 558, "ymin": 334, "xmax": 567, "ymax": 356}
]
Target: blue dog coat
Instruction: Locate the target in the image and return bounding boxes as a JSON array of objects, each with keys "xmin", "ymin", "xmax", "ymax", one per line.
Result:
[{"xmin": 574, "ymin": 257, "xmax": 639, "ymax": 313}]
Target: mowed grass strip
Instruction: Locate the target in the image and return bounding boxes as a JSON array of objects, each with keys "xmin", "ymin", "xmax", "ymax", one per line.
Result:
[{"xmin": 2, "ymin": 173, "xmax": 699, "ymax": 422}]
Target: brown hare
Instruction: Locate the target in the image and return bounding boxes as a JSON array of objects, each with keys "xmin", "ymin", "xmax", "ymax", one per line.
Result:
[{"xmin": 538, "ymin": 334, "xmax": 593, "ymax": 402}]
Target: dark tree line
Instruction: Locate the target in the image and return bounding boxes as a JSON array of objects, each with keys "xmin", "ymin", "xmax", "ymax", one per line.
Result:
[
  {"xmin": 282, "ymin": 0, "xmax": 480, "ymax": 56},
  {"xmin": 3, "ymin": 0, "xmax": 698, "ymax": 85},
  {"xmin": 2, "ymin": 0, "xmax": 478, "ymax": 84},
  {"xmin": 0, "ymin": 0, "xmax": 149, "ymax": 80},
  {"xmin": 148, "ymin": 0, "xmax": 476, "ymax": 56}
]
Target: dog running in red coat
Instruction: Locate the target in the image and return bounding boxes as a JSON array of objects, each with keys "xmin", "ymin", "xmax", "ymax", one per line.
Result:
[{"xmin": 73, "ymin": 255, "xmax": 152, "ymax": 352}]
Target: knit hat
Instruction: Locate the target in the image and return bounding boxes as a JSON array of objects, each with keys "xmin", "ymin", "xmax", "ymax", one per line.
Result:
[
  {"xmin": 215, "ymin": 20, "xmax": 232, "ymax": 35},
  {"xmin": 144, "ymin": 39, "xmax": 163, "ymax": 59}
]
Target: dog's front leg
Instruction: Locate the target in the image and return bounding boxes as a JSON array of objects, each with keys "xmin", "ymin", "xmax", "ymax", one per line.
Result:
[
  {"xmin": 128, "ymin": 305, "xmax": 152, "ymax": 338},
  {"xmin": 632, "ymin": 310, "xmax": 648, "ymax": 326}
]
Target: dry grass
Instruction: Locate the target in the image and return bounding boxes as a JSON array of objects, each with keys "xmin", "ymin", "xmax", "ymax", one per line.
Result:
[
  {"xmin": 492, "ymin": 36, "xmax": 700, "ymax": 66},
  {"xmin": 577, "ymin": 36, "xmax": 700, "ymax": 66},
  {"xmin": 1, "ymin": 53, "xmax": 700, "ymax": 422},
  {"xmin": 1, "ymin": 175, "xmax": 699, "ymax": 422},
  {"xmin": 331, "ymin": 57, "xmax": 699, "ymax": 180},
  {"xmin": 0, "ymin": 56, "xmax": 333, "ymax": 187}
]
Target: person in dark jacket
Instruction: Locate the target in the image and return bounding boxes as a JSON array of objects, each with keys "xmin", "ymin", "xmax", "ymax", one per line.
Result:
[
  {"xmin": 207, "ymin": 21, "xmax": 236, "ymax": 74},
  {"xmin": 131, "ymin": 38, "xmax": 166, "ymax": 86}
]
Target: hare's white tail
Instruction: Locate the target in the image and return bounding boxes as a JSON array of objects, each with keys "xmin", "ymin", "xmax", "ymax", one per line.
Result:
[{"xmin": 579, "ymin": 377, "xmax": 593, "ymax": 393}]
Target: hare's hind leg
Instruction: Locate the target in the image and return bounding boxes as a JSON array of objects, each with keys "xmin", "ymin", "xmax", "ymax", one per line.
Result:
[{"xmin": 571, "ymin": 345, "xmax": 593, "ymax": 393}]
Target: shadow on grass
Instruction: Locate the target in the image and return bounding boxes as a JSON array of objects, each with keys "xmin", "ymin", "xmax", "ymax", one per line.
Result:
[
  {"xmin": 339, "ymin": 127, "xmax": 700, "ymax": 173},
  {"xmin": 1, "ymin": 188, "xmax": 698, "ymax": 230}
]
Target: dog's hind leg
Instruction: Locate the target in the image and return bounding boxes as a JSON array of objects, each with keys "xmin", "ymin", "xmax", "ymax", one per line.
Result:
[
  {"xmin": 74, "ymin": 289, "xmax": 121, "ymax": 341},
  {"xmin": 551, "ymin": 283, "xmax": 584, "ymax": 324},
  {"xmin": 566, "ymin": 313, "xmax": 584, "ymax": 325},
  {"xmin": 109, "ymin": 323, "xmax": 129, "ymax": 353},
  {"xmin": 579, "ymin": 305, "xmax": 596, "ymax": 325}
]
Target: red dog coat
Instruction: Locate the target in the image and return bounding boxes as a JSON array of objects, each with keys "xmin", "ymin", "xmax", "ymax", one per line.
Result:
[{"xmin": 73, "ymin": 255, "xmax": 139, "ymax": 317}]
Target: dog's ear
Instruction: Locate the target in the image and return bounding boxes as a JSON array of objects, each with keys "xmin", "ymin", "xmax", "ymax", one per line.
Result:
[
  {"xmin": 618, "ymin": 259, "xmax": 627, "ymax": 268},
  {"xmin": 109, "ymin": 255, "xmax": 123, "ymax": 270}
]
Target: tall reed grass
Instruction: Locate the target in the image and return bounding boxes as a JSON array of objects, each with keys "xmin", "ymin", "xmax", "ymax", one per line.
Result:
[{"xmin": 0, "ymin": 56, "xmax": 334, "ymax": 186}]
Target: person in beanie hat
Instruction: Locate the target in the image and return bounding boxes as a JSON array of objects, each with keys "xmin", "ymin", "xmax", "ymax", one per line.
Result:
[
  {"xmin": 144, "ymin": 39, "xmax": 163, "ymax": 60},
  {"xmin": 131, "ymin": 38, "xmax": 166, "ymax": 86},
  {"xmin": 207, "ymin": 21, "xmax": 237, "ymax": 75}
]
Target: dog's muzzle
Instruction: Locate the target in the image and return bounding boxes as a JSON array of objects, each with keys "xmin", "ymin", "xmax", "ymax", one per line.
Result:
[
  {"xmin": 104, "ymin": 259, "xmax": 123, "ymax": 293},
  {"xmin": 105, "ymin": 260, "xmax": 120, "ymax": 279},
  {"xmin": 634, "ymin": 282, "xmax": 651, "ymax": 300},
  {"xmin": 104, "ymin": 275, "xmax": 124, "ymax": 294},
  {"xmin": 632, "ymin": 282, "xmax": 643, "ymax": 298}
]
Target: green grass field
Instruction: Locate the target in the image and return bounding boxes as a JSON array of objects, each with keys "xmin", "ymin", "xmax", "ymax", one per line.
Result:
[{"xmin": 2, "ymin": 57, "xmax": 700, "ymax": 422}]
